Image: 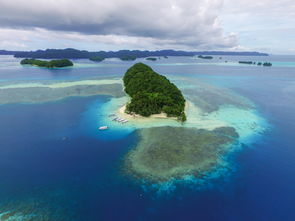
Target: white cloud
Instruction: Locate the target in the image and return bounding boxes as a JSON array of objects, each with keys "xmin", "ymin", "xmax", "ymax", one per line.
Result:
[
  {"xmin": 0, "ymin": 0, "xmax": 238, "ymax": 50},
  {"xmin": 1, "ymin": 0, "xmax": 294, "ymax": 53}
]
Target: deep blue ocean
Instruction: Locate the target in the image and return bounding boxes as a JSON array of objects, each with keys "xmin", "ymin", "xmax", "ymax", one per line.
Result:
[{"xmin": 0, "ymin": 55, "xmax": 294, "ymax": 220}]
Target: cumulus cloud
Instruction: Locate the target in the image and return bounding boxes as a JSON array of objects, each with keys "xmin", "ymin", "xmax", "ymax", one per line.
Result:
[{"xmin": 0, "ymin": 0, "xmax": 238, "ymax": 49}]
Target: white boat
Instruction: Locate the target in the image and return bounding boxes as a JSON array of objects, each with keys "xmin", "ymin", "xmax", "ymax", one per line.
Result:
[{"xmin": 98, "ymin": 126, "xmax": 108, "ymax": 130}]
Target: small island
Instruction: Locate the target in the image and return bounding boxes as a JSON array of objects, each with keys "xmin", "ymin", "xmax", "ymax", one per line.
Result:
[
  {"xmin": 20, "ymin": 59, "xmax": 73, "ymax": 68},
  {"xmin": 239, "ymin": 61, "xmax": 253, "ymax": 64},
  {"xmin": 239, "ymin": 61, "xmax": 272, "ymax": 67},
  {"xmin": 198, "ymin": 55, "xmax": 213, "ymax": 59},
  {"xmin": 146, "ymin": 57, "xmax": 157, "ymax": 61},
  {"xmin": 119, "ymin": 55, "xmax": 137, "ymax": 61},
  {"xmin": 263, "ymin": 62, "xmax": 272, "ymax": 66},
  {"xmin": 123, "ymin": 63, "xmax": 186, "ymax": 121},
  {"xmin": 89, "ymin": 56, "xmax": 105, "ymax": 62}
]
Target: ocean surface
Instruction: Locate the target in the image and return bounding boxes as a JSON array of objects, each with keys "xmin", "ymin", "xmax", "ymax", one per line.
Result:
[{"xmin": 0, "ymin": 55, "xmax": 294, "ymax": 220}]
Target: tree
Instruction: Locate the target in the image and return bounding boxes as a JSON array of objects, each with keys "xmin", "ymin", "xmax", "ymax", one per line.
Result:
[{"xmin": 123, "ymin": 63, "xmax": 186, "ymax": 121}]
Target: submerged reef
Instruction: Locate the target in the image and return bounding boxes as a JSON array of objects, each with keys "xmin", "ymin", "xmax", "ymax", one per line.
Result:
[
  {"xmin": 0, "ymin": 83, "xmax": 124, "ymax": 104},
  {"xmin": 124, "ymin": 126, "xmax": 239, "ymax": 182},
  {"xmin": 182, "ymin": 83, "xmax": 252, "ymax": 113},
  {"xmin": 0, "ymin": 191, "xmax": 75, "ymax": 221}
]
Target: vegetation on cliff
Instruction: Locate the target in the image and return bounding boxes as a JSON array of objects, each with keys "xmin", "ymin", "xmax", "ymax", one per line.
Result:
[{"xmin": 123, "ymin": 63, "xmax": 186, "ymax": 121}]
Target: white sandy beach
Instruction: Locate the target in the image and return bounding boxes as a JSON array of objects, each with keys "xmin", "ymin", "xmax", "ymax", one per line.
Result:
[
  {"xmin": 102, "ymin": 97, "xmax": 226, "ymax": 130},
  {"xmin": 117, "ymin": 103, "xmax": 178, "ymax": 121}
]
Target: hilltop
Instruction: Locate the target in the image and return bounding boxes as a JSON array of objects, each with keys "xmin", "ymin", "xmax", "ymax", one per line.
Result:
[{"xmin": 123, "ymin": 63, "xmax": 186, "ymax": 121}]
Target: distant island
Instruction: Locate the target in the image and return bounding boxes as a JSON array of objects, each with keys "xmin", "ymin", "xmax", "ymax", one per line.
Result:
[
  {"xmin": 123, "ymin": 63, "xmax": 186, "ymax": 121},
  {"xmin": 146, "ymin": 57, "xmax": 157, "ymax": 61},
  {"xmin": 0, "ymin": 50, "xmax": 23, "ymax": 55},
  {"xmin": 198, "ymin": 55, "xmax": 213, "ymax": 59},
  {"xmin": 239, "ymin": 61, "xmax": 272, "ymax": 67},
  {"xmin": 0, "ymin": 48, "xmax": 268, "ymax": 59},
  {"xmin": 262, "ymin": 62, "xmax": 272, "ymax": 66},
  {"xmin": 20, "ymin": 59, "xmax": 73, "ymax": 68},
  {"xmin": 239, "ymin": 61, "xmax": 254, "ymax": 64},
  {"xmin": 89, "ymin": 56, "xmax": 105, "ymax": 62},
  {"xmin": 119, "ymin": 55, "xmax": 137, "ymax": 61}
]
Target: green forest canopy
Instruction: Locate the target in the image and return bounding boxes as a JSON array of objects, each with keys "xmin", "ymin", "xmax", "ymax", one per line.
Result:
[
  {"xmin": 20, "ymin": 59, "xmax": 73, "ymax": 68},
  {"xmin": 123, "ymin": 63, "xmax": 186, "ymax": 121}
]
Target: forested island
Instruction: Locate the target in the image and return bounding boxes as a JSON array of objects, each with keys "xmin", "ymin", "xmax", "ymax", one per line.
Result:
[
  {"xmin": 89, "ymin": 56, "xmax": 105, "ymax": 62},
  {"xmin": 9, "ymin": 48, "xmax": 268, "ymax": 59},
  {"xmin": 239, "ymin": 61, "xmax": 272, "ymax": 67},
  {"xmin": 20, "ymin": 59, "xmax": 73, "ymax": 68},
  {"xmin": 120, "ymin": 55, "xmax": 137, "ymax": 61},
  {"xmin": 262, "ymin": 62, "xmax": 272, "ymax": 66},
  {"xmin": 239, "ymin": 61, "xmax": 253, "ymax": 64},
  {"xmin": 123, "ymin": 63, "xmax": 186, "ymax": 121},
  {"xmin": 198, "ymin": 55, "xmax": 213, "ymax": 59},
  {"xmin": 146, "ymin": 57, "xmax": 157, "ymax": 61}
]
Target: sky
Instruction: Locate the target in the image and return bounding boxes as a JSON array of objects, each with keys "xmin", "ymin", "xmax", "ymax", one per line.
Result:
[{"xmin": 0, "ymin": 0, "xmax": 294, "ymax": 54}]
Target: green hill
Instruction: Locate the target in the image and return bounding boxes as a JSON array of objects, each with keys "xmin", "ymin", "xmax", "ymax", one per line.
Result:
[{"xmin": 123, "ymin": 63, "xmax": 186, "ymax": 121}]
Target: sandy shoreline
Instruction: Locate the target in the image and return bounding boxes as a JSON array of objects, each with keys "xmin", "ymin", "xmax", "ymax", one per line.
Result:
[
  {"xmin": 102, "ymin": 96, "xmax": 229, "ymax": 130},
  {"xmin": 114, "ymin": 98, "xmax": 192, "ymax": 124},
  {"xmin": 116, "ymin": 103, "xmax": 178, "ymax": 122}
]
